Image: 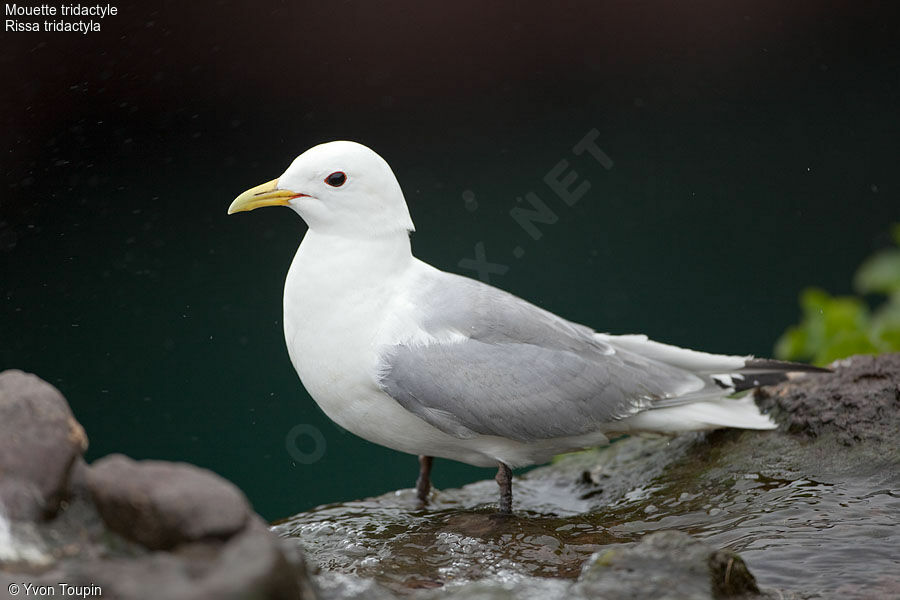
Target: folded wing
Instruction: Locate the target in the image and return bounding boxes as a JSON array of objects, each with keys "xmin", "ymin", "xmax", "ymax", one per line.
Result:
[{"xmin": 378, "ymin": 268, "xmax": 729, "ymax": 442}]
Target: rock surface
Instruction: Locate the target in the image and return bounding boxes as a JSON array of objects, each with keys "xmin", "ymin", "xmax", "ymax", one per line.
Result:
[
  {"xmin": 574, "ymin": 531, "xmax": 760, "ymax": 600},
  {"xmin": 756, "ymin": 352, "xmax": 900, "ymax": 444},
  {"xmin": 0, "ymin": 369, "xmax": 312, "ymax": 600},
  {"xmin": 39, "ymin": 519, "xmax": 310, "ymax": 600},
  {"xmin": 0, "ymin": 370, "xmax": 88, "ymax": 521},
  {"xmin": 88, "ymin": 454, "xmax": 251, "ymax": 550}
]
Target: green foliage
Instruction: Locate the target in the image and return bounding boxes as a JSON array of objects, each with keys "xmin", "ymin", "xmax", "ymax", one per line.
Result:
[{"xmin": 775, "ymin": 224, "xmax": 900, "ymax": 366}]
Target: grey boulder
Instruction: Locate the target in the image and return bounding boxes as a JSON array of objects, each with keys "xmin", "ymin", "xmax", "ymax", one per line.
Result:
[{"xmin": 0, "ymin": 370, "xmax": 88, "ymax": 521}]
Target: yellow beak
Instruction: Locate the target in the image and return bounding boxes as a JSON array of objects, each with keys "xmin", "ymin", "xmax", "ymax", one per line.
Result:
[{"xmin": 228, "ymin": 178, "xmax": 299, "ymax": 214}]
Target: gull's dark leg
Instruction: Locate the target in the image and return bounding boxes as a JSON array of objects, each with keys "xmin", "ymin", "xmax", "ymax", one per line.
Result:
[
  {"xmin": 416, "ymin": 455, "xmax": 433, "ymax": 507},
  {"xmin": 495, "ymin": 462, "xmax": 513, "ymax": 514}
]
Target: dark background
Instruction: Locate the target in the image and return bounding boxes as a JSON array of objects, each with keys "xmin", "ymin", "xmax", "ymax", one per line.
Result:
[{"xmin": 3, "ymin": 1, "xmax": 898, "ymax": 521}]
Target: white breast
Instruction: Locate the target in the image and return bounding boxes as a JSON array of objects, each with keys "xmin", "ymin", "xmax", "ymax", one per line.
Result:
[{"xmin": 280, "ymin": 232, "xmax": 462, "ymax": 455}]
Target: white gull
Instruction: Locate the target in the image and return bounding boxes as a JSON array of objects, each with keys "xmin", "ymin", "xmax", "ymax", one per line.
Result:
[{"xmin": 228, "ymin": 140, "xmax": 821, "ymax": 513}]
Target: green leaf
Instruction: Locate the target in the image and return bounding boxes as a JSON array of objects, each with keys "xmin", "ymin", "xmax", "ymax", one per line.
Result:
[
  {"xmin": 819, "ymin": 295, "xmax": 870, "ymax": 336},
  {"xmin": 799, "ymin": 287, "xmax": 830, "ymax": 313},
  {"xmin": 853, "ymin": 249, "xmax": 900, "ymax": 295},
  {"xmin": 776, "ymin": 225, "xmax": 900, "ymax": 365},
  {"xmin": 814, "ymin": 330, "xmax": 879, "ymax": 366}
]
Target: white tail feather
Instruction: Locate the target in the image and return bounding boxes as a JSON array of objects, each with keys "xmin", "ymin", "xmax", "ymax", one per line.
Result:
[
  {"xmin": 615, "ymin": 394, "xmax": 776, "ymax": 433},
  {"xmin": 597, "ymin": 333, "xmax": 749, "ymax": 373}
]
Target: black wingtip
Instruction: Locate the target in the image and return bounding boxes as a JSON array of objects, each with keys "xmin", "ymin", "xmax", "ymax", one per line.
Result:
[
  {"xmin": 730, "ymin": 358, "xmax": 831, "ymax": 392},
  {"xmin": 743, "ymin": 358, "xmax": 833, "ymax": 373}
]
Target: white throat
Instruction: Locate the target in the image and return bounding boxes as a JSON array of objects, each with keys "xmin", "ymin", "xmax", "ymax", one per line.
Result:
[
  {"xmin": 290, "ymin": 228, "xmax": 413, "ymax": 287},
  {"xmin": 282, "ymin": 229, "xmax": 414, "ymax": 363}
]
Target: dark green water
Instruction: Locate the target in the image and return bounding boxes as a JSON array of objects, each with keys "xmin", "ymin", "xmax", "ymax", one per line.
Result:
[{"xmin": 3, "ymin": 1, "xmax": 899, "ymax": 520}]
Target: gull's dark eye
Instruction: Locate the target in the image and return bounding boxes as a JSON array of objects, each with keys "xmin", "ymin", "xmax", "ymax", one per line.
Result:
[{"xmin": 325, "ymin": 171, "xmax": 347, "ymax": 187}]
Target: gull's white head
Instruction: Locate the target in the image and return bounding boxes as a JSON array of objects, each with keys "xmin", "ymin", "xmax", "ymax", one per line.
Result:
[{"xmin": 228, "ymin": 141, "xmax": 414, "ymax": 237}]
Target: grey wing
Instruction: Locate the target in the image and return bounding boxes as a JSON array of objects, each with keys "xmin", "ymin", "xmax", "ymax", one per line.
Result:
[
  {"xmin": 377, "ymin": 269, "xmax": 707, "ymax": 442},
  {"xmin": 414, "ymin": 269, "xmax": 602, "ymax": 352}
]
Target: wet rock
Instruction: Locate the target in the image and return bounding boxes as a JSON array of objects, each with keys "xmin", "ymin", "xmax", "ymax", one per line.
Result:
[
  {"xmin": 1, "ymin": 518, "xmax": 313, "ymax": 600},
  {"xmin": 574, "ymin": 531, "xmax": 759, "ymax": 600},
  {"xmin": 707, "ymin": 545, "xmax": 761, "ymax": 599},
  {"xmin": 87, "ymin": 454, "xmax": 251, "ymax": 550},
  {"xmin": 314, "ymin": 572, "xmax": 404, "ymax": 600},
  {"xmin": 272, "ymin": 436, "xmax": 692, "ymax": 590},
  {"xmin": 308, "ymin": 530, "xmax": 764, "ymax": 600},
  {"xmin": 434, "ymin": 576, "xmax": 572, "ymax": 600},
  {"xmin": 755, "ymin": 353, "xmax": 900, "ymax": 444},
  {"xmin": 0, "ymin": 370, "xmax": 88, "ymax": 521},
  {"xmin": 45, "ymin": 519, "xmax": 311, "ymax": 600}
]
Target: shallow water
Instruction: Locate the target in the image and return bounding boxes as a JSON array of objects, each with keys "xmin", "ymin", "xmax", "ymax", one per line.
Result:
[
  {"xmin": 606, "ymin": 473, "xmax": 900, "ymax": 596},
  {"xmin": 274, "ymin": 433, "xmax": 900, "ymax": 598}
]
